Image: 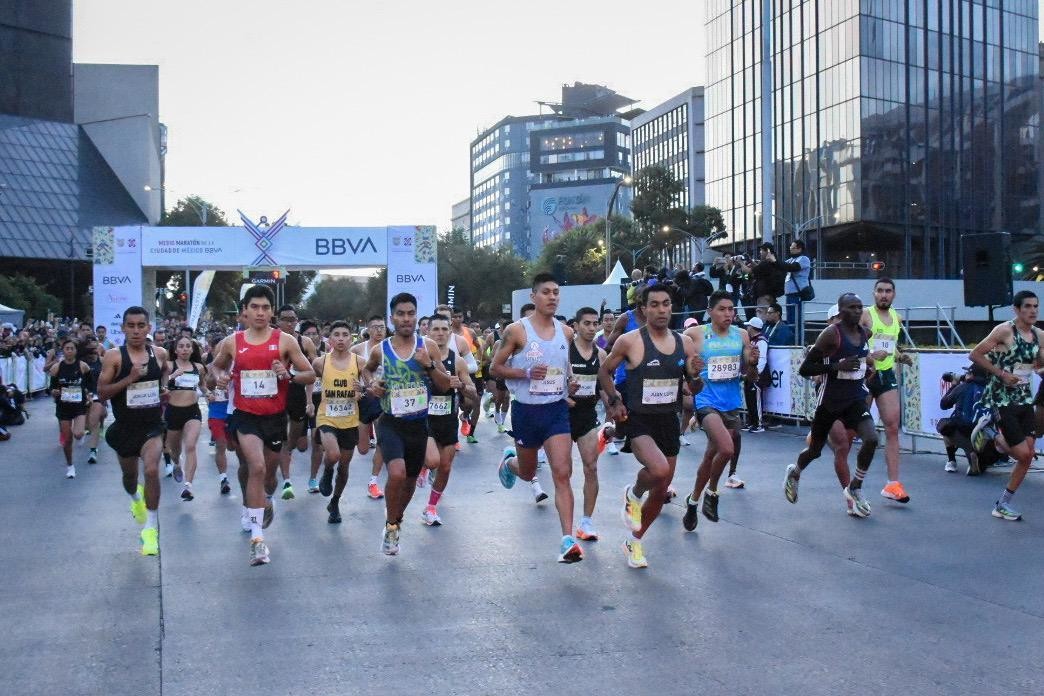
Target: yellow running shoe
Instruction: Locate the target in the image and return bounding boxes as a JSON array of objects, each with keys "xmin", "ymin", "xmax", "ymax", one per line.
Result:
[
  {"xmin": 621, "ymin": 486, "xmax": 642, "ymax": 533},
  {"xmin": 130, "ymin": 485, "xmax": 147, "ymax": 525},
  {"xmin": 140, "ymin": 527, "xmax": 158, "ymax": 556},
  {"xmin": 623, "ymin": 538, "xmax": 648, "ymax": 568}
]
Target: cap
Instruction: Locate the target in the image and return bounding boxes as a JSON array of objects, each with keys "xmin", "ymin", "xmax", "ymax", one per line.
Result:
[
  {"xmin": 758, "ymin": 242, "xmax": 774, "ymax": 251},
  {"xmin": 827, "ymin": 304, "xmax": 840, "ymax": 319},
  {"xmin": 683, "ymin": 318, "xmax": 699, "ymax": 328},
  {"xmin": 746, "ymin": 317, "xmax": 765, "ymax": 330}
]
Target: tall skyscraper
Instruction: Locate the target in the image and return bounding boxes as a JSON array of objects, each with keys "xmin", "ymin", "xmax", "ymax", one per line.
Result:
[
  {"xmin": 631, "ymin": 87, "xmax": 706, "ymax": 211},
  {"xmin": 704, "ymin": 0, "xmax": 1040, "ymax": 278}
]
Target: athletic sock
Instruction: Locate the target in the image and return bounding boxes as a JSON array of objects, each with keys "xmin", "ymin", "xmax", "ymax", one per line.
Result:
[
  {"xmin": 850, "ymin": 468, "xmax": 867, "ymax": 489},
  {"xmin": 580, "ymin": 516, "xmax": 592, "ymax": 526},
  {"xmin": 145, "ymin": 510, "xmax": 158, "ymax": 530},
  {"xmin": 945, "ymin": 445, "xmax": 957, "ymax": 461},
  {"xmin": 1000, "ymin": 488, "xmax": 1015, "ymax": 505},
  {"xmin": 163, "ymin": 452, "xmax": 171, "ymax": 466},
  {"xmin": 428, "ymin": 488, "xmax": 443, "ymax": 507},
  {"xmin": 369, "ymin": 475, "xmax": 378, "ymax": 485},
  {"xmin": 131, "ymin": 489, "xmax": 142, "ymax": 502},
  {"xmin": 248, "ymin": 508, "xmax": 264, "ymax": 539},
  {"xmin": 219, "ymin": 473, "xmax": 228, "ymax": 482}
]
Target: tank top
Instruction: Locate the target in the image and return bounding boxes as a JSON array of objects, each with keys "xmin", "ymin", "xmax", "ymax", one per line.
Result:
[
  {"xmin": 428, "ymin": 351, "xmax": 458, "ymax": 419},
  {"xmin": 569, "ymin": 341, "xmax": 600, "ymax": 409},
  {"xmin": 625, "ymin": 327, "xmax": 685, "ymax": 415},
  {"xmin": 231, "ymin": 329, "xmax": 288, "ymax": 416},
  {"xmin": 85, "ymin": 357, "xmax": 102, "ymax": 397},
  {"xmin": 379, "ymin": 335, "xmax": 430, "ymax": 421},
  {"xmin": 507, "ymin": 317, "xmax": 570, "ymax": 405},
  {"xmin": 695, "ymin": 325, "xmax": 745, "ymax": 411},
  {"xmin": 981, "ymin": 321, "xmax": 1039, "ymax": 408},
  {"xmin": 868, "ymin": 307, "xmax": 901, "ymax": 371},
  {"xmin": 614, "ymin": 310, "xmax": 643, "ymax": 384},
  {"xmin": 168, "ymin": 361, "xmax": 201, "ymax": 391},
  {"xmin": 111, "ymin": 345, "xmax": 163, "ymax": 425},
  {"xmin": 819, "ymin": 324, "xmax": 871, "ymax": 407},
  {"xmin": 55, "ymin": 360, "xmax": 87, "ymax": 406},
  {"xmin": 315, "ymin": 352, "xmax": 361, "ymax": 429}
]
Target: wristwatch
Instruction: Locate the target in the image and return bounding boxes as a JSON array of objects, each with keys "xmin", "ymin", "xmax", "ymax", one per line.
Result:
[{"xmin": 424, "ymin": 361, "xmax": 436, "ymax": 371}]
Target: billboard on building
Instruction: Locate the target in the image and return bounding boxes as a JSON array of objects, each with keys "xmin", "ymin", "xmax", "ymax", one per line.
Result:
[{"xmin": 527, "ymin": 182, "xmax": 621, "ymax": 259}]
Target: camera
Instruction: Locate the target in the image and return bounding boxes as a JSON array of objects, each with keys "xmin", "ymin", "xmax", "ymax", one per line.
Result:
[{"xmin": 941, "ymin": 372, "xmax": 957, "ymax": 383}]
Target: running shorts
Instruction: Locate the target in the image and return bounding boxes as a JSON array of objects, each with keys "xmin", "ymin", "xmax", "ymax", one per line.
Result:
[
  {"xmin": 105, "ymin": 420, "xmax": 165, "ymax": 459},
  {"xmin": 227, "ymin": 411, "xmax": 287, "ymax": 453},
  {"xmin": 625, "ymin": 410, "xmax": 681, "ymax": 458},
  {"xmin": 810, "ymin": 399, "xmax": 873, "ymax": 441},
  {"xmin": 376, "ymin": 415, "xmax": 429, "ymax": 477},
  {"xmin": 868, "ymin": 367, "xmax": 898, "ymax": 398},
  {"xmin": 165, "ymin": 403, "xmax": 202, "ymax": 431},
  {"xmin": 509, "ymin": 399, "xmax": 570, "ymax": 450},
  {"xmin": 317, "ymin": 424, "xmax": 360, "ymax": 452}
]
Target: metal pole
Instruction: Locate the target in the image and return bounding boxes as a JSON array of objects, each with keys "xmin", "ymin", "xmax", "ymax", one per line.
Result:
[
  {"xmin": 184, "ymin": 269, "xmax": 191, "ymax": 325},
  {"xmin": 605, "ymin": 185, "xmax": 619, "ymax": 278},
  {"xmin": 760, "ymin": 0, "xmax": 774, "ymax": 245}
]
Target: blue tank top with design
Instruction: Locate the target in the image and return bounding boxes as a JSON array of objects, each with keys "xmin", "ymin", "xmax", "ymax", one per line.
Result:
[
  {"xmin": 380, "ymin": 336, "xmax": 431, "ymax": 421},
  {"xmin": 614, "ymin": 309, "xmax": 642, "ymax": 385},
  {"xmin": 695, "ymin": 325, "xmax": 745, "ymax": 411}
]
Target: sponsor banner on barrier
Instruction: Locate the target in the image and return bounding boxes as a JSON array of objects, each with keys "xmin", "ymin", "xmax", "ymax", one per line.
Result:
[
  {"xmin": 0, "ymin": 356, "xmax": 47, "ymax": 393},
  {"xmin": 385, "ymin": 226, "xmax": 438, "ymax": 316},
  {"xmin": 93, "ymin": 226, "xmax": 143, "ymax": 346},
  {"xmin": 762, "ymin": 347, "xmax": 795, "ymax": 415}
]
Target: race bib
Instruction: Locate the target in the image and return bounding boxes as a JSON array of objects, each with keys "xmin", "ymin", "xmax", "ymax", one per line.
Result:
[
  {"xmin": 240, "ymin": 370, "xmax": 277, "ymax": 398},
  {"xmin": 1013, "ymin": 363, "xmax": 1034, "ymax": 385},
  {"xmin": 837, "ymin": 362, "xmax": 867, "ymax": 380},
  {"xmin": 127, "ymin": 380, "xmax": 160, "ymax": 409},
  {"xmin": 873, "ymin": 337, "xmax": 896, "ymax": 355},
  {"xmin": 427, "ymin": 395, "xmax": 452, "ymax": 416},
  {"xmin": 212, "ymin": 387, "xmax": 228, "ymax": 402},
  {"xmin": 642, "ymin": 378, "xmax": 678, "ymax": 405},
  {"xmin": 529, "ymin": 367, "xmax": 565, "ymax": 395},
  {"xmin": 390, "ymin": 386, "xmax": 427, "ymax": 416},
  {"xmin": 174, "ymin": 373, "xmax": 199, "ymax": 389},
  {"xmin": 707, "ymin": 355, "xmax": 741, "ymax": 381},
  {"xmin": 325, "ymin": 399, "xmax": 357, "ymax": 418},
  {"xmin": 573, "ymin": 374, "xmax": 597, "ymax": 397},
  {"xmin": 60, "ymin": 386, "xmax": 83, "ymax": 403}
]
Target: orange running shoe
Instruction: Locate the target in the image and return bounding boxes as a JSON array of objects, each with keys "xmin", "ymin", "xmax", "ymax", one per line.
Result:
[
  {"xmin": 880, "ymin": 481, "xmax": 910, "ymax": 503},
  {"xmin": 367, "ymin": 482, "xmax": 384, "ymax": 499}
]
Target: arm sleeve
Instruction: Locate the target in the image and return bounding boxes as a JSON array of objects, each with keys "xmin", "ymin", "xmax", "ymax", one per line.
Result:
[
  {"xmin": 940, "ymin": 382, "xmax": 967, "ymax": 410},
  {"xmin": 463, "ymin": 348, "xmax": 478, "ymax": 374},
  {"xmin": 757, "ymin": 339, "xmax": 769, "ymax": 373}
]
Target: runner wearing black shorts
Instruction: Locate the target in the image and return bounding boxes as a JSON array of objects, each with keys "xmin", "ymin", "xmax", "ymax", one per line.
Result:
[
  {"xmin": 49, "ymin": 338, "xmax": 91, "ymax": 478},
  {"xmin": 568, "ymin": 307, "xmax": 608, "ymax": 542},
  {"xmin": 275, "ymin": 305, "xmax": 317, "ymax": 501}
]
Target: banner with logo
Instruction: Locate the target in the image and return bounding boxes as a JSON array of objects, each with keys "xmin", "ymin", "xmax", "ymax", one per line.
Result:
[
  {"xmin": 188, "ymin": 270, "xmax": 216, "ymax": 331},
  {"xmin": 386, "ymin": 226, "xmax": 438, "ymax": 315},
  {"xmin": 92, "ymin": 226, "xmax": 142, "ymax": 346}
]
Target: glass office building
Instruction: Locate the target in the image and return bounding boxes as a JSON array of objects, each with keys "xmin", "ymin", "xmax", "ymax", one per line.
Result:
[
  {"xmin": 704, "ymin": 0, "xmax": 1040, "ymax": 278},
  {"xmin": 631, "ymin": 87, "xmax": 706, "ymax": 211}
]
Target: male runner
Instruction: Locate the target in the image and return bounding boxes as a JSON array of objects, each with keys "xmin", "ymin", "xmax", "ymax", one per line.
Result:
[
  {"xmin": 301, "ymin": 320, "xmax": 327, "ymax": 494},
  {"xmin": 211, "ymin": 285, "xmax": 314, "ymax": 566},
  {"xmin": 568, "ymin": 307, "xmax": 609, "ymax": 542},
  {"xmin": 276, "ymin": 304, "xmax": 317, "ymax": 501},
  {"xmin": 604, "ymin": 302, "xmax": 648, "ymax": 456},
  {"xmin": 97, "ymin": 307, "xmax": 170, "ymax": 556},
  {"xmin": 492, "ymin": 273, "xmax": 583, "ymax": 563},
  {"xmin": 784, "ymin": 293, "xmax": 878, "ymax": 517},
  {"xmin": 352, "ymin": 315, "xmax": 387, "ymax": 498},
  {"xmin": 969, "ymin": 290, "xmax": 1044, "ymax": 521},
  {"xmin": 450, "ymin": 307, "xmax": 483, "ymax": 444},
  {"xmin": 861, "ymin": 278, "xmax": 914, "ymax": 503},
  {"xmin": 422, "ymin": 314, "xmax": 477, "ymax": 525},
  {"xmin": 312, "ymin": 321, "xmax": 365, "ymax": 524},
  {"xmin": 599, "ymin": 285, "xmax": 700, "ymax": 567},
  {"xmin": 682, "ymin": 290, "xmax": 758, "ymax": 531},
  {"xmin": 594, "ymin": 309, "xmax": 615, "ymax": 350}
]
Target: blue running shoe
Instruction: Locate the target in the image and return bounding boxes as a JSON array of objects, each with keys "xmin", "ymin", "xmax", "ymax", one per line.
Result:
[
  {"xmin": 557, "ymin": 535, "xmax": 583, "ymax": 563},
  {"xmin": 498, "ymin": 447, "xmax": 517, "ymax": 489}
]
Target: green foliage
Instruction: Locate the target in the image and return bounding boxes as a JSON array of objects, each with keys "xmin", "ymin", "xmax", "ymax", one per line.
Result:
[
  {"xmin": 439, "ymin": 229, "xmax": 528, "ymax": 319},
  {"xmin": 303, "ymin": 275, "xmax": 386, "ymax": 323},
  {"xmin": 535, "ymin": 224, "xmax": 607, "ymax": 285},
  {"xmin": 630, "ymin": 165, "xmax": 687, "ymax": 235},
  {"xmin": 0, "ymin": 273, "xmax": 63, "ymax": 318},
  {"xmin": 160, "ymin": 196, "xmax": 230, "ymax": 227}
]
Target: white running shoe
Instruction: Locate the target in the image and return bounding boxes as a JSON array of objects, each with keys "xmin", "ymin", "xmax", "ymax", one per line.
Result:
[
  {"xmin": 531, "ymin": 478, "xmax": 548, "ymax": 504},
  {"xmin": 65, "ymin": 465, "xmax": 75, "ymax": 479},
  {"xmin": 606, "ymin": 440, "xmax": 620, "ymax": 455},
  {"xmin": 944, "ymin": 460, "xmax": 958, "ymax": 473},
  {"xmin": 725, "ymin": 475, "xmax": 745, "ymax": 489}
]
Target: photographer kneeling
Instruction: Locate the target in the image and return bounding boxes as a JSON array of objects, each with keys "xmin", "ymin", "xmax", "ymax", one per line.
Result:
[{"xmin": 937, "ymin": 364, "xmax": 987, "ymax": 475}]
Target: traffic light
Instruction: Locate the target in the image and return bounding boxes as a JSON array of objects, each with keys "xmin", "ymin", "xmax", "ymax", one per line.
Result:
[
  {"xmin": 870, "ymin": 261, "xmax": 886, "ymax": 272},
  {"xmin": 271, "ymin": 270, "xmax": 281, "ymax": 280},
  {"xmin": 1012, "ymin": 261, "xmax": 1024, "ymax": 274}
]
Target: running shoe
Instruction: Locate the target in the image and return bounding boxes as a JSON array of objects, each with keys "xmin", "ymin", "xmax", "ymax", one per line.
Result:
[
  {"xmin": 249, "ymin": 538, "xmax": 270, "ymax": 565},
  {"xmin": 416, "ymin": 472, "xmax": 427, "ymax": 489},
  {"xmin": 622, "ymin": 486, "xmax": 643, "ymax": 533},
  {"xmin": 944, "ymin": 460, "xmax": 958, "ymax": 473},
  {"xmin": 307, "ymin": 478, "xmax": 319, "ymax": 494},
  {"xmin": 623, "ymin": 538, "xmax": 648, "ymax": 569},
  {"xmin": 682, "ymin": 495, "xmax": 700, "ymax": 531},
  {"xmin": 172, "ymin": 464, "xmax": 184, "ymax": 484},
  {"xmin": 327, "ymin": 500, "xmax": 342, "ymax": 524},
  {"xmin": 844, "ymin": 486, "xmax": 872, "ymax": 518},
  {"xmin": 496, "ymin": 423, "xmax": 505, "ymax": 434},
  {"xmin": 680, "ymin": 434, "xmax": 691, "ymax": 447},
  {"xmin": 992, "ymin": 501, "xmax": 1022, "ymax": 521},
  {"xmin": 262, "ymin": 500, "xmax": 274, "ymax": 529},
  {"xmin": 531, "ymin": 479, "xmax": 548, "ymax": 503},
  {"xmin": 281, "ymin": 481, "xmax": 295, "ymax": 500},
  {"xmin": 725, "ymin": 475, "xmax": 745, "ymax": 489},
  {"xmin": 220, "ymin": 478, "xmax": 231, "ymax": 495},
  {"xmin": 319, "ymin": 467, "xmax": 334, "ymax": 496},
  {"xmin": 748, "ymin": 425, "xmax": 765, "ymax": 433},
  {"xmin": 208, "ymin": 438, "xmax": 216, "ymax": 447},
  {"xmin": 557, "ymin": 535, "xmax": 583, "ymax": 563},
  {"xmin": 783, "ymin": 464, "xmax": 800, "ymax": 504},
  {"xmin": 368, "ymin": 437, "xmax": 376, "ymax": 448},
  {"xmin": 367, "ymin": 482, "xmax": 384, "ymax": 499},
  {"xmin": 454, "ymin": 442, "xmax": 462, "ymax": 452},
  {"xmin": 596, "ymin": 422, "xmax": 615, "ymax": 454},
  {"xmin": 575, "ymin": 518, "xmax": 599, "ymax": 541},
  {"xmin": 970, "ymin": 413, "xmax": 992, "ymax": 452},
  {"xmin": 381, "ymin": 522, "xmax": 401, "ymax": 555},
  {"xmin": 460, "ymin": 419, "xmax": 472, "ymax": 437},
  {"xmin": 663, "ymin": 485, "xmax": 677, "ymax": 504},
  {"xmin": 240, "ymin": 510, "xmax": 251, "ymax": 533},
  {"xmin": 466, "ymin": 435, "xmax": 478, "ymax": 444},
  {"xmin": 65, "ymin": 465, "xmax": 76, "ymax": 479},
  {"xmin": 87, "ymin": 448, "xmax": 97, "ymax": 465},
  {"xmin": 421, "ymin": 505, "xmax": 442, "ymax": 526},
  {"xmin": 881, "ymin": 481, "xmax": 910, "ymax": 504},
  {"xmin": 140, "ymin": 527, "xmax": 159, "ymax": 556},
  {"xmin": 498, "ymin": 447, "xmax": 517, "ymax": 489},
  {"xmin": 605, "ymin": 440, "xmax": 619, "ymax": 455},
  {"xmin": 130, "ymin": 485, "xmax": 147, "ymax": 524},
  {"xmin": 701, "ymin": 491, "xmax": 720, "ymax": 522},
  {"xmin": 180, "ymin": 485, "xmax": 194, "ymax": 501}
]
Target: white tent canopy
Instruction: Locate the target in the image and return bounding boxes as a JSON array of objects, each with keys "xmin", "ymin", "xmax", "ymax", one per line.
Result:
[
  {"xmin": 0, "ymin": 303, "xmax": 25, "ymax": 328},
  {"xmin": 602, "ymin": 260, "xmax": 628, "ymax": 285}
]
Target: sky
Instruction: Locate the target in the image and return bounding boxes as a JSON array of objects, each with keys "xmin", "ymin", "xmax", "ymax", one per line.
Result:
[{"xmin": 73, "ymin": 0, "xmax": 708, "ymax": 232}]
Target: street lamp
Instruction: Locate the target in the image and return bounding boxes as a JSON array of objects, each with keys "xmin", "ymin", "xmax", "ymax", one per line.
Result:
[
  {"xmin": 604, "ymin": 174, "xmax": 634, "ymax": 277},
  {"xmin": 662, "ymin": 225, "xmax": 728, "ymax": 267},
  {"xmin": 145, "ymin": 185, "xmax": 209, "ymax": 224}
]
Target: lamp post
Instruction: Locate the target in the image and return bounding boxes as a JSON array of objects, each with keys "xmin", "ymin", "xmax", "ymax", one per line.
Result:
[
  {"xmin": 604, "ymin": 174, "xmax": 634, "ymax": 278},
  {"xmin": 662, "ymin": 226, "xmax": 728, "ymax": 268},
  {"xmin": 773, "ymin": 214, "xmax": 821, "ymax": 241},
  {"xmin": 146, "ymin": 185, "xmax": 208, "ymax": 224}
]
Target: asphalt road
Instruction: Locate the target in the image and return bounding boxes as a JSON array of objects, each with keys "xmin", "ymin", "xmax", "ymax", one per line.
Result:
[{"xmin": 2, "ymin": 396, "xmax": 1042, "ymax": 695}]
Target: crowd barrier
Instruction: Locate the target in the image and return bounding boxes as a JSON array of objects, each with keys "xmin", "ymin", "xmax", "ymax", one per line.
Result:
[
  {"xmin": 0, "ymin": 355, "xmax": 48, "ymax": 394},
  {"xmin": 760, "ymin": 347, "xmax": 1043, "ymax": 451}
]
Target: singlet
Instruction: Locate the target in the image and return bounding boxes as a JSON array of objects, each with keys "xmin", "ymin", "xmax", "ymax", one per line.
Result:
[
  {"xmin": 54, "ymin": 360, "xmax": 87, "ymax": 406},
  {"xmin": 569, "ymin": 341, "xmax": 600, "ymax": 410},
  {"xmin": 288, "ymin": 334, "xmax": 309, "ymax": 396},
  {"xmin": 981, "ymin": 321, "xmax": 1039, "ymax": 409},
  {"xmin": 625, "ymin": 327, "xmax": 685, "ymax": 415},
  {"xmin": 506, "ymin": 317, "xmax": 570, "ymax": 405},
  {"xmin": 168, "ymin": 361, "xmax": 201, "ymax": 391},
  {"xmin": 315, "ymin": 352, "xmax": 361, "ymax": 429},
  {"xmin": 231, "ymin": 329, "xmax": 288, "ymax": 416},
  {"xmin": 695, "ymin": 325, "xmax": 745, "ymax": 412},
  {"xmin": 868, "ymin": 307, "xmax": 901, "ymax": 371},
  {"xmin": 85, "ymin": 357, "xmax": 102, "ymax": 398},
  {"xmin": 111, "ymin": 345, "xmax": 163, "ymax": 425},
  {"xmin": 614, "ymin": 310, "xmax": 642, "ymax": 385},
  {"xmin": 428, "ymin": 351, "xmax": 458, "ymax": 419},
  {"xmin": 379, "ymin": 336, "xmax": 431, "ymax": 421},
  {"xmin": 458, "ymin": 328, "xmax": 481, "ymax": 377},
  {"xmin": 818, "ymin": 324, "xmax": 871, "ymax": 407}
]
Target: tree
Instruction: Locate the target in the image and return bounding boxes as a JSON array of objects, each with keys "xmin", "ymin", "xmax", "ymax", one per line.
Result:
[
  {"xmin": 438, "ymin": 229, "xmax": 528, "ymax": 320},
  {"xmin": 0, "ymin": 274, "xmax": 63, "ymax": 319},
  {"xmin": 303, "ymin": 275, "xmax": 385, "ymax": 323},
  {"xmin": 630, "ymin": 165, "xmax": 687, "ymax": 237},
  {"xmin": 535, "ymin": 223, "xmax": 606, "ymax": 285}
]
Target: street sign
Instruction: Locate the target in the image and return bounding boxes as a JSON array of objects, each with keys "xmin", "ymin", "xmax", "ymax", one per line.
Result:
[{"xmin": 247, "ymin": 268, "xmax": 286, "ymax": 285}]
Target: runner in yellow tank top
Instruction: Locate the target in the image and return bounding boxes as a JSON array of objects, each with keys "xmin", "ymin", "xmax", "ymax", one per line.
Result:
[
  {"xmin": 860, "ymin": 278, "xmax": 914, "ymax": 504},
  {"xmin": 312, "ymin": 321, "xmax": 366, "ymax": 524}
]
